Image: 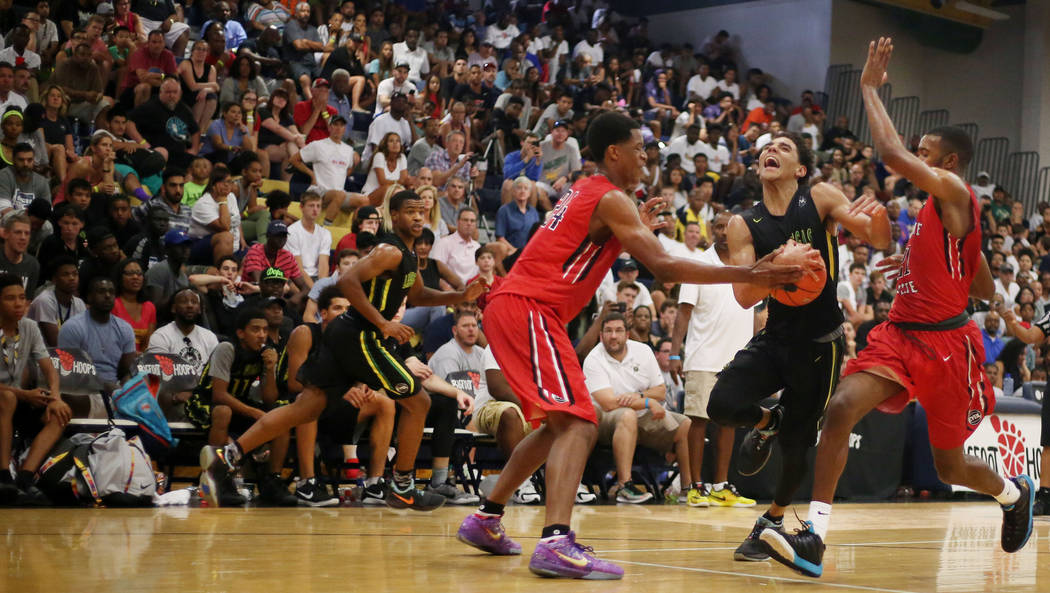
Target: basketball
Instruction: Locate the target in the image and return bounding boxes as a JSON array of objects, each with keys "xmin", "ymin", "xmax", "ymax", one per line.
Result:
[{"xmin": 769, "ymin": 240, "xmax": 827, "ymax": 307}]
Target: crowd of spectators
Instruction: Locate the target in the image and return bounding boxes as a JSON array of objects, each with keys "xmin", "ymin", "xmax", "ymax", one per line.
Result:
[{"xmin": 0, "ymin": 0, "xmax": 1039, "ymax": 508}]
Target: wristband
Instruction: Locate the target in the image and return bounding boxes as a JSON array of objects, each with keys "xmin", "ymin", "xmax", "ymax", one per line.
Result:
[
  {"xmin": 139, "ymin": 139, "xmax": 147, "ymax": 145},
  {"xmin": 668, "ymin": 355, "xmax": 681, "ymax": 360},
  {"xmin": 92, "ymin": 185, "xmax": 100, "ymax": 193},
  {"xmin": 644, "ymin": 397, "xmax": 649, "ymax": 409}
]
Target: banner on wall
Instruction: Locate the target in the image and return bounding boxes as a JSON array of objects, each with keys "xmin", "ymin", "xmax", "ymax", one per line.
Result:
[{"xmin": 954, "ymin": 413, "xmax": 1042, "ymax": 492}]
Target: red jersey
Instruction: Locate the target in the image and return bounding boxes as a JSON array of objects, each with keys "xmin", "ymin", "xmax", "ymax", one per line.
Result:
[
  {"xmin": 493, "ymin": 175, "xmax": 622, "ymax": 322},
  {"xmin": 890, "ymin": 185, "xmax": 982, "ymax": 324}
]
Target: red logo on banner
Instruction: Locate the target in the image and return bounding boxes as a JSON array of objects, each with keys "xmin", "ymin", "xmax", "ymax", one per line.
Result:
[{"xmin": 990, "ymin": 416, "xmax": 1027, "ymax": 477}]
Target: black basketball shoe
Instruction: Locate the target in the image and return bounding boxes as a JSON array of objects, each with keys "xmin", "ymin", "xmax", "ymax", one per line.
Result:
[
  {"xmin": 1001, "ymin": 475, "xmax": 1035, "ymax": 553},
  {"xmin": 737, "ymin": 405, "xmax": 782, "ymax": 476},
  {"xmin": 734, "ymin": 515, "xmax": 782, "ymax": 561},
  {"xmin": 759, "ymin": 520, "xmax": 825, "ymax": 578}
]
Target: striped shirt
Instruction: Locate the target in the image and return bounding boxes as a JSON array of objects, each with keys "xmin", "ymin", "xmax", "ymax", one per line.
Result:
[{"xmin": 241, "ymin": 243, "xmax": 301, "ymax": 279}]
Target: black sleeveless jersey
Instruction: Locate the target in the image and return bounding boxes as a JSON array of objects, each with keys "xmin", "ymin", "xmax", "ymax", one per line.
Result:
[
  {"xmin": 347, "ymin": 232, "xmax": 418, "ymax": 328},
  {"xmin": 743, "ymin": 185, "xmax": 843, "ymax": 341}
]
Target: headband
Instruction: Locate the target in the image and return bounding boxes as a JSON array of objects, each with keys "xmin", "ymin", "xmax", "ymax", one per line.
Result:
[{"xmin": 2, "ymin": 110, "xmax": 23, "ymax": 122}]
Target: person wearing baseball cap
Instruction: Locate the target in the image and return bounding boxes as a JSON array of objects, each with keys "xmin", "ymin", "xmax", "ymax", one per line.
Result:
[
  {"xmin": 240, "ymin": 220, "xmax": 307, "ymax": 304},
  {"xmin": 292, "ymin": 75, "xmax": 339, "ymax": 144},
  {"xmin": 142, "ymin": 228, "xmax": 193, "ymax": 315},
  {"xmin": 290, "ymin": 102, "xmax": 367, "ymax": 225},
  {"xmin": 375, "ymin": 57, "xmax": 416, "ymax": 117}
]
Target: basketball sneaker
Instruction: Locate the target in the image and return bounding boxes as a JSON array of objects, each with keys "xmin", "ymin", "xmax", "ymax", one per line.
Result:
[
  {"xmin": 708, "ymin": 483, "xmax": 757, "ymax": 507},
  {"xmin": 687, "ymin": 483, "xmax": 711, "ymax": 507},
  {"xmin": 528, "ymin": 531, "xmax": 624, "ymax": 580},
  {"xmin": 738, "ymin": 405, "xmax": 783, "ymax": 476},
  {"xmin": 575, "ymin": 483, "xmax": 597, "ymax": 504},
  {"xmin": 385, "ymin": 481, "xmax": 447, "ymax": 511},
  {"xmin": 427, "ymin": 480, "xmax": 481, "ymax": 505},
  {"xmin": 199, "ymin": 445, "xmax": 237, "ymax": 507},
  {"xmin": 734, "ymin": 515, "xmax": 782, "ymax": 561},
  {"xmin": 295, "ymin": 477, "xmax": 339, "ymax": 507},
  {"xmin": 1001, "ymin": 474, "xmax": 1035, "ymax": 553},
  {"xmin": 1032, "ymin": 487, "xmax": 1050, "ymax": 516},
  {"xmin": 457, "ymin": 513, "xmax": 522, "ymax": 555},
  {"xmin": 513, "ymin": 479, "xmax": 543, "ymax": 505},
  {"xmin": 759, "ymin": 520, "xmax": 825, "ymax": 577},
  {"xmin": 615, "ymin": 481, "xmax": 653, "ymax": 504},
  {"xmin": 258, "ymin": 473, "xmax": 299, "ymax": 507},
  {"xmin": 360, "ymin": 480, "xmax": 387, "ymax": 505}
]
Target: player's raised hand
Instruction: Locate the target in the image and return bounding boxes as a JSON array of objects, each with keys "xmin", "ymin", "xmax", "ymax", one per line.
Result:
[
  {"xmin": 637, "ymin": 196, "xmax": 668, "ymax": 231},
  {"xmin": 848, "ymin": 193, "xmax": 887, "ymax": 219},
  {"xmin": 461, "ymin": 277, "xmax": 489, "ymax": 302},
  {"xmin": 875, "ymin": 253, "xmax": 905, "ymax": 282},
  {"xmin": 861, "ymin": 37, "xmax": 893, "ymax": 89},
  {"xmin": 381, "ymin": 320, "xmax": 415, "ymax": 344}
]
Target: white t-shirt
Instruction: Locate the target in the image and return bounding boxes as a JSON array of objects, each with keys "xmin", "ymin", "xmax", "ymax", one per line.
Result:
[
  {"xmin": 716, "ymin": 79, "xmax": 740, "ymax": 100},
  {"xmin": 697, "ymin": 141, "xmax": 731, "ymax": 173},
  {"xmin": 286, "ymin": 220, "xmax": 332, "ymax": 277},
  {"xmin": 363, "ymin": 112, "xmax": 413, "ymax": 165},
  {"xmin": 146, "ymin": 322, "xmax": 219, "ymax": 375},
  {"xmin": 572, "ymin": 40, "xmax": 603, "ymax": 64},
  {"xmin": 687, "ymin": 74, "xmax": 718, "ymax": 101},
  {"xmin": 677, "ymin": 247, "xmax": 754, "ymax": 372},
  {"xmin": 670, "ymin": 110, "xmax": 704, "ymax": 140},
  {"xmin": 0, "ymin": 47, "xmax": 41, "ymax": 70},
  {"xmin": 361, "ymin": 152, "xmax": 408, "ymax": 194},
  {"xmin": 299, "ymin": 138, "xmax": 356, "ymax": 192},
  {"xmin": 541, "ymin": 37, "xmax": 570, "ymax": 82},
  {"xmin": 658, "ymin": 233, "xmax": 687, "ymax": 257},
  {"xmin": 662, "ymin": 136, "xmax": 705, "ymax": 175},
  {"xmin": 583, "ymin": 341, "xmax": 664, "ymax": 411},
  {"xmin": 374, "ymin": 77, "xmax": 416, "ymax": 116},
  {"xmin": 392, "ymin": 42, "xmax": 430, "ymax": 82},
  {"xmin": 485, "ymin": 24, "xmax": 520, "ymax": 49},
  {"xmin": 189, "ymin": 191, "xmax": 241, "ymax": 247},
  {"xmin": 473, "ymin": 346, "xmax": 501, "ymax": 412}
]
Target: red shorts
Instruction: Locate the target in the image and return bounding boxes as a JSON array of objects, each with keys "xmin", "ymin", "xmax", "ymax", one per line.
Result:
[
  {"xmin": 484, "ymin": 294, "xmax": 597, "ymax": 426},
  {"xmin": 844, "ymin": 320, "xmax": 994, "ymax": 449}
]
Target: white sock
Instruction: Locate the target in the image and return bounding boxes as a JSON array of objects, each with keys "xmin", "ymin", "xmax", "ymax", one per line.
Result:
[
  {"xmin": 807, "ymin": 501, "xmax": 832, "ymax": 540},
  {"xmin": 994, "ymin": 478, "xmax": 1021, "ymax": 506},
  {"xmin": 364, "ymin": 476, "xmax": 380, "ymax": 487},
  {"xmin": 712, "ymin": 481, "xmax": 727, "ymax": 491}
]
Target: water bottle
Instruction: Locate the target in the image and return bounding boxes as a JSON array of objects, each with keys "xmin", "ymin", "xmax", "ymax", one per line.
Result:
[{"xmin": 1003, "ymin": 374, "xmax": 1014, "ymax": 397}]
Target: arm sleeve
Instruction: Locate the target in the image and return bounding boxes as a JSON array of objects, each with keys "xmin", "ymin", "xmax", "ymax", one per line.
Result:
[
  {"xmin": 503, "ymin": 151, "xmax": 524, "ymax": 179},
  {"xmin": 119, "ymin": 321, "xmax": 136, "ymax": 354},
  {"xmin": 207, "ymin": 342, "xmax": 235, "ymax": 382},
  {"xmin": 146, "ymin": 329, "xmax": 172, "ymax": 353},
  {"xmin": 25, "ymin": 321, "xmax": 48, "ymax": 361},
  {"xmin": 677, "ymin": 282, "xmax": 699, "ymax": 306},
  {"xmin": 428, "ymin": 346, "xmax": 459, "ymax": 380},
  {"xmin": 582, "ymin": 350, "xmax": 612, "ymax": 394}
]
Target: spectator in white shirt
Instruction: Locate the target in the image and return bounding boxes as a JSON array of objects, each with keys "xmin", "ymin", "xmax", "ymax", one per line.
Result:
[
  {"xmin": 188, "ymin": 167, "xmax": 241, "ymax": 265},
  {"xmin": 430, "ymin": 207, "xmax": 480, "ymax": 282},
  {"xmin": 715, "ymin": 66, "xmax": 740, "ymax": 100},
  {"xmin": 285, "ymin": 191, "xmax": 332, "ymax": 286},
  {"xmin": 392, "ymin": 27, "xmax": 429, "ymax": 89},
  {"xmin": 663, "ymin": 124, "xmax": 705, "ymax": 175},
  {"xmin": 686, "ymin": 61, "xmax": 718, "ymax": 103},
  {"xmin": 289, "ymin": 114, "xmax": 366, "ymax": 225},
  {"xmin": 583, "ymin": 312, "xmax": 692, "ymax": 502},
  {"xmin": 484, "ymin": 13, "xmax": 519, "ymax": 51},
  {"xmin": 572, "ymin": 29, "xmax": 603, "ymax": 65},
  {"xmin": 374, "ymin": 62, "xmax": 416, "ymax": 116},
  {"xmin": 146, "ymin": 288, "xmax": 219, "ymax": 376}
]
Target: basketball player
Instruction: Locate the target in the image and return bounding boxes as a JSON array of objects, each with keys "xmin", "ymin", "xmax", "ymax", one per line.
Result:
[
  {"xmin": 761, "ymin": 38, "xmax": 1034, "ymax": 578},
  {"xmin": 703, "ymin": 137, "xmax": 892, "ymax": 559},
  {"xmin": 198, "ymin": 190, "xmax": 488, "ymax": 510},
  {"xmin": 455, "ymin": 111, "xmax": 809, "ymax": 580}
]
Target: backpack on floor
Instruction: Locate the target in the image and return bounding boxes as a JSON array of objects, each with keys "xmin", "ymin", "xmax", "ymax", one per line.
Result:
[{"xmin": 37, "ymin": 428, "xmax": 156, "ymax": 507}]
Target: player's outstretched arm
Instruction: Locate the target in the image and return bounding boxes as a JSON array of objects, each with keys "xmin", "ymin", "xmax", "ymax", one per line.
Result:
[
  {"xmin": 861, "ymin": 37, "xmax": 969, "ymax": 205},
  {"xmin": 407, "ymin": 274, "xmax": 488, "ymax": 307},
  {"xmin": 1002, "ymin": 306, "xmax": 1046, "ymax": 345},
  {"xmin": 595, "ymin": 188, "xmax": 804, "ymax": 288},
  {"xmin": 817, "ymin": 182, "xmax": 891, "ymax": 250}
]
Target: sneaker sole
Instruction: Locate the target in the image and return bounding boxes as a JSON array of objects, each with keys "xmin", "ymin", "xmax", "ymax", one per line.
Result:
[
  {"xmin": 361, "ymin": 497, "xmax": 387, "ymax": 506},
  {"xmin": 1003, "ymin": 474, "xmax": 1036, "ymax": 553},
  {"xmin": 759, "ymin": 529, "xmax": 822, "ymax": 578},
  {"xmin": 456, "ymin": 532, "xmax": 523, "ymax": 556},
  {"xmin": 297, "ymin": 497, "xmax": 340, "ymax": 507},
  {"xmin": 710, "ymin": 498, "xmax": 757, "ymax": 508},
  {"xmin": 733, "ymin": 551, "xmax": 770, "ymax": 562},
  {"xmin": 687, "ymin": 500, "xmax": 710, "ymax": 508},
  {"xmin": 616, "ymin": 494, "xmax": 654, "ymax": 504},
  {"xmin": 528, "ymin": 565, "xmax": 623, "ymax": 580},
  {"xmin": 198, "ymin": 447, "xmax": 221, "ymax": 508}
]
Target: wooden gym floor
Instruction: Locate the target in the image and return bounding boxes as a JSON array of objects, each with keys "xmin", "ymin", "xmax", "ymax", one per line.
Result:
[{"xmin": 3, "ymin": 502, "xmax": 1049, "ymax": 592}]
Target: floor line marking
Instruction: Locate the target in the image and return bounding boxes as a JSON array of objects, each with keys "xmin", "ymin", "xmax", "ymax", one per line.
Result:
[{"xmin": 614, "ymin": 559, "xmax": 921, "ymax": 593}]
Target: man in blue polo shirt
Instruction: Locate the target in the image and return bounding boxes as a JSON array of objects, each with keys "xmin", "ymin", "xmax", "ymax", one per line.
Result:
[{"xmin": 495, "ymin": 176, "xmax": 540, "ymax": 249}]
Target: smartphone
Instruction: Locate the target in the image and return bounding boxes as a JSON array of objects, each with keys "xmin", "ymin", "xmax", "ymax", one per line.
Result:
[{"xmin": 612, "ymin": 302, "xmax": 626, "ymax": 313}]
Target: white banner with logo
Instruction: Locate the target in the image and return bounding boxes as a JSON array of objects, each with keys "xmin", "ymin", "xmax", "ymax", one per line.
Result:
[{"xmin": 955, "ymin": 413, "xmax": 1042, "ymax": 492}]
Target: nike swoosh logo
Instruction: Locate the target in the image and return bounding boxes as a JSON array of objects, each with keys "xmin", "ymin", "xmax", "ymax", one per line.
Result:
[
  {"xmin": 753, "ymin": 218, "xmax": 763, "ymax": 223},
  {"xmin": 484, "ymin": 528, "xmax": 503, "ymax": 540},
  {"xmin": 554, "ymin": 551, "xmax": 590, "ymax": 568},
  {"xmin": 393, "ymin": 492, "xmax": 414, "ymax": 505},
  {"xmin": 814, "ymin": 356, "xmax": 823, "ymax": 363},
  {"xmin": 300, "ymin": 491, "xmax": 315, "ymax": 500},
  {"xmin": 817, "ymin": 511, "xmax": 830, "ymax": 516},
  {"xmin": 943, "ymin": 355, "xmax": 952, "ymax": 362}
]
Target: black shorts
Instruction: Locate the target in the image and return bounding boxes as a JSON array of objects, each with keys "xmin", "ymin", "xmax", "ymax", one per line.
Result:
[
  {"xmin": 713, "ymin": 330, "xmax": 845, "ymax": 447},
  {"xmin": 13, "ymin": 402, "xmax": 45, "ymax": 441},
  {"xmin": 298, "ymin": 315, "xmax": 420, "ymax": 402}
]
